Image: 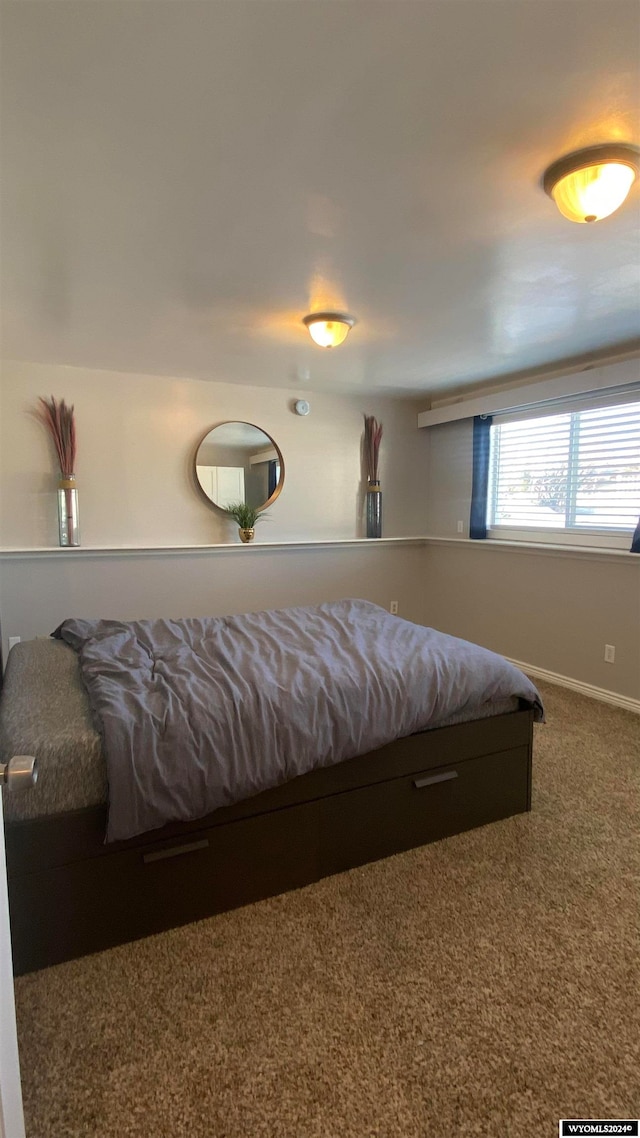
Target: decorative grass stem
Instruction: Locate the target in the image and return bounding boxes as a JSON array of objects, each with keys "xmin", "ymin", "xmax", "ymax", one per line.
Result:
[
  {"xmin": 363, "ymin": 415, "xmax": 383, "ymax": 482},
  {"xmin": 36, "ymin": 397, "xmax": 76, "ymax": 476}
]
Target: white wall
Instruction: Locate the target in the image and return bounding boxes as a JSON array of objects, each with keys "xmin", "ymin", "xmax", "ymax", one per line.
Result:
[
  {"xmin": 425, "ymin": 418, "xmax": 473, "ymax": 538},
  {"xmin": 423, "ymin": 540, "xmax": 640, "ymax": 701},
  {"xmin": 0, "ymin": 361, "xmax": 430, "ymax": 548}
]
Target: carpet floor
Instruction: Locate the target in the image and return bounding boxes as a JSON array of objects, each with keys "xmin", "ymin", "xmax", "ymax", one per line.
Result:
[{"xmin": 14, "ymin": 681, "xmax": 640, "ymax": 1138}]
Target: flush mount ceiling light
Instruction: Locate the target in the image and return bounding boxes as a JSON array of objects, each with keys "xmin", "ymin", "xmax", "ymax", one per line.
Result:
[
  {"xmin": 543, "ymin": 143, "xmax": 640, "ymax": 223},
  {"xmin": 302, "ymin": 311, "xmax": 356, "ymax": 348}
]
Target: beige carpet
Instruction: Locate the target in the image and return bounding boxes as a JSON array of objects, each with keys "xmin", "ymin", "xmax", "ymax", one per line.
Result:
[{"xmin": 14, "ymin": 681, "xmax": 640, "ymax": 1138}]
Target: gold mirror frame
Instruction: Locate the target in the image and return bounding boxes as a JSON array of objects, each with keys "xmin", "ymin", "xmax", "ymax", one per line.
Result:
[{"xmin": 193, "ymin": 420, "xmax": 285, "ymax": 513}]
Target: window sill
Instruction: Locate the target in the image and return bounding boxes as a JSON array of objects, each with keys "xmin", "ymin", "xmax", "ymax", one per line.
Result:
[
  {"xmin": 423, "ymin": 536, "xmax": 639, "ymax": 564},
  {"xmin": 487, "ymin": 525, "xmax": 633, "ymax": 551}
]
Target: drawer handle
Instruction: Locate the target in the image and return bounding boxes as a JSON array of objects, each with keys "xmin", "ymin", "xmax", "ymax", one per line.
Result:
[
  {"xmin": 143, "ymin": 838, "xmax": 209, "ymax": 864},
  {"xmin": 413, "ymin": 770, "xmax": 459, "ymax": 789}
]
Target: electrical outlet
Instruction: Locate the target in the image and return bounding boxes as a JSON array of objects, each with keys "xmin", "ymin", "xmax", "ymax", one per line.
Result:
[
  {"xmin": 8, "ymin": 636, "xmax": 20, "ymax": 651},
  {"xmin": 604, "ymin": 644, "xmax": 615, "ymax": 664},
  {"xmin": 390, "ymin": 601, "xmax": 399, "ymax": 615},
  {"xmin": 457, "ymin": 520, "xmax": 464, "ymax": 534}
]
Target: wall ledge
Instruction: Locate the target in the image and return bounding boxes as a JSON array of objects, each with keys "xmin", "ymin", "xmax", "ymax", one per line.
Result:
[
  {"xmin": 0, "ymin": 536, "xmax": 426, "ymax": 559},
  {"xmin": 1, "ymin": 536, "xmax": 637, "ymax": 564}
]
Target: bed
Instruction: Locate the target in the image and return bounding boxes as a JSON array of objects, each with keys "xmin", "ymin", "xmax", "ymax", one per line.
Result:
[{"xmin": 1, "ymin": 599, "xmax": 542, "ymax": 974}]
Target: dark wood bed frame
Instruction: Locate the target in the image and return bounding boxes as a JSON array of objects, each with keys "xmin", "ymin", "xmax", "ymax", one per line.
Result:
[{"xmin": 5, "ymin": 708, "xmax": 533, "ymax": 975}]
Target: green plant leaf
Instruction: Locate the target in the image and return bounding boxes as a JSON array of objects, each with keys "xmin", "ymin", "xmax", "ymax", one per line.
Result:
[{"xmin": 223, "ymin": 501, "xmax": 267, "ymax": 528}]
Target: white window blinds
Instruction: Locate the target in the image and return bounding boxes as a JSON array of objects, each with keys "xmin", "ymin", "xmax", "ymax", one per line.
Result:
[{"xmin": 488, "ymin": 400, "xmax": 640, "ymax": 534}]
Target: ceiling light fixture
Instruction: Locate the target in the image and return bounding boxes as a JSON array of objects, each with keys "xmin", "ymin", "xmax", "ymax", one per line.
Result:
[
  {"xmin": 302, "ymin": 311, "xmax": 356, "ymax": 348},
  {"xmin": 543, "ymin": 143, "xmax": 640, "ymax": 223}
]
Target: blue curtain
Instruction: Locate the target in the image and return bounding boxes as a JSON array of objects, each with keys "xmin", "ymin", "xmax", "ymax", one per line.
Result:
[
  {"xmin": 631, "ymin": 516, "xmax": 640, "ymax": 553},
  {"xmin": 470, "ymin": 415, "xmax": 493, "ymax": 539}
]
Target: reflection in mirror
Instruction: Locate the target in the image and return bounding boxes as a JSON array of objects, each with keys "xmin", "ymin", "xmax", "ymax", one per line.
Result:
[{"xmin": 195, "ymin": 421, "xmax": 284, "ymax": 512}]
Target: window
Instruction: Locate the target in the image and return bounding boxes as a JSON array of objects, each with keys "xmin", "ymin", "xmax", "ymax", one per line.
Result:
[{"xmin": 487, "ymin": 399, "xmax": 640, "ymax": 546}]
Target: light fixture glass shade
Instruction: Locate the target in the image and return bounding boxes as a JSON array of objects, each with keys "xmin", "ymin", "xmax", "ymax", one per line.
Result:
[
  {"xmin": 552, "ymin": 163, "xmax": 635, "ymax": 223},
  {"xmin": 303, "ymin": 311, "xmax": 355, "ymax": 348},
  {"xmin": 543, "ymin": 144, "xmax": 639, "ymax": 223}
]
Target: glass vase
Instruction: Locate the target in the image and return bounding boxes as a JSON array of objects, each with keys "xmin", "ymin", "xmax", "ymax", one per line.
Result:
[
  {"xmin": 366, "ymin": 480, "xmax": 382, "ymax": 539},
  {"xmin": 57, "ymin": 475, "xmax": 80, "ymax": 547}
]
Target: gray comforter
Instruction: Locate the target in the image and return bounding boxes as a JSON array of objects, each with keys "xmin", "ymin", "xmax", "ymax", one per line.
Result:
[{"xmin": 53, "ymin": 599, "xmax": 543, "ymax": 842}]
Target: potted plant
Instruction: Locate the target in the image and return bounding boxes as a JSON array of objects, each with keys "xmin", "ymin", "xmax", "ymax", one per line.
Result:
[{"xmin": 224, "ymin": 501, "xmax": 267, "ymax": 543}]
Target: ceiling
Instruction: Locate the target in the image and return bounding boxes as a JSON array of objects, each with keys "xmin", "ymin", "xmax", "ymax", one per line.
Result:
[{"xmin": 1, "ymin": 0, "xmax": 639, "ymax": 398}]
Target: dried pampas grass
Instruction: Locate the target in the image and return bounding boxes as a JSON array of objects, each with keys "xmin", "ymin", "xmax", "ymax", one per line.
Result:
[
  {"xmin": 36, "ymin": 396, "xmax": 77, "ymax": 477},
  {"xmin": 363, "ymin": 415, "xmax": 383, "ymax": 482}
]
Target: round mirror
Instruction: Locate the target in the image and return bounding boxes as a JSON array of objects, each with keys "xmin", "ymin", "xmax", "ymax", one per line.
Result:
[{"xmin": 194, "ymin": 421, "xmax": 284, "ymax": 512}]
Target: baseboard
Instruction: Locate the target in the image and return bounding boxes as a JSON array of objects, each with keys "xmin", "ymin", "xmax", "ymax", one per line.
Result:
[{"xmin": 505, "ymin": 657, "xmax": 640, "ymax": 715}]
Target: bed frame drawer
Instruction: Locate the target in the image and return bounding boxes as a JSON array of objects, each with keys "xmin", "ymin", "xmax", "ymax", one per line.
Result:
[
  {"xmin": 8, "ymin": 798, "xmax": 324, "ymax": 973},
  {"xmin": 319, "ymin": 745, "xmax": 531, "ymax": 876}
]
